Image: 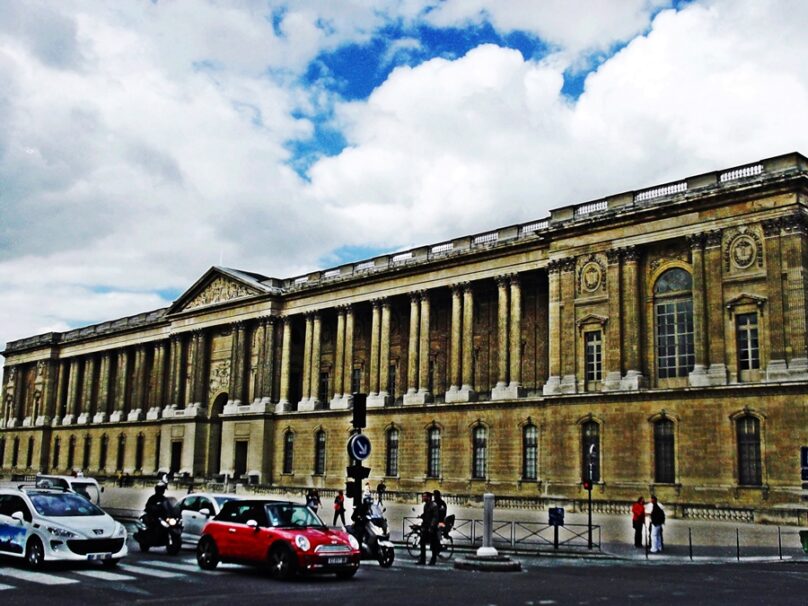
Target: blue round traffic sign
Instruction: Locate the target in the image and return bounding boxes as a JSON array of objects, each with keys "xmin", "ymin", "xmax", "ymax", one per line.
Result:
[{"xmin": 347, "ymin": 434, "xmax": 372, "ymax": 461}]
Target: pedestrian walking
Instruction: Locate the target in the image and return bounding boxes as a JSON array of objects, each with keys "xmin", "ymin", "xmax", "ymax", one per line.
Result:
[
  {"xmin": 649, "ymin": 495, "xmax": 665, "ymax": 553},
  {"xmin": 377, "ymin": 479, "xmax": 387, "ymax": 504},
  {"xmin": 631, "ymin": 496, "xmax": 645, "ymax": 548},
  {"xmin": 306, "ymin": 488, "xmax": 322, "ymax": 513},
  {"xmin": 333, "ymin": 489, "xmax": 346, "ymax": 526},
  {"xmin": 430, "ymin": 490, "xmax": 447, "ymax": 564},
  {"xmin": 417, "ymin": 491, "xmax": 438, "ymax": 565}
]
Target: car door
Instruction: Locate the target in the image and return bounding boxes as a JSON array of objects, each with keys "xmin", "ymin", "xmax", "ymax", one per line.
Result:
[
  {"xmin": 190, "ymin": 497, "xmax": 216, "ymax": 543},
  {"xmin": 178, "ymin": 496, "xmax": 199, "ymax": 544},
  {"xmin": 231, "ymin": 503, "xmax": 269, "ymax": 562},
  {"xmin": 0, "ymin": 495, "xmax": 32, "ymax": 556}
]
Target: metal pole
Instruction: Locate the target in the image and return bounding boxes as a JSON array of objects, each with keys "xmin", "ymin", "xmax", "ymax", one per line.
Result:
[
  {"xmin": 736, "ymin": 528, "xmax": 740, "ymax": 561},
  {"xmin": 587, "ymin": 487, "xmax": 593, "ymax": 549},
  {"xmin": 778, "ymin": 526, "xmax": 782, "ymax": 560},
  {"xmin": 587, "ymin": 444, "xmax": 595, "ymax": 550},
  {"xmin": 688, "ymin": 527, "xmax": 693, "ymax": 561},
  {"xmin": 476, "ymin": 493, "xmax": 498, "ymax": 557}
]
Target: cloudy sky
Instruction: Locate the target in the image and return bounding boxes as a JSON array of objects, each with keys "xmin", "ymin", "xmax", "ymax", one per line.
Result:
[{"xmin": 1, "ymin": 0, "xmax": 807, "ymax": 354}]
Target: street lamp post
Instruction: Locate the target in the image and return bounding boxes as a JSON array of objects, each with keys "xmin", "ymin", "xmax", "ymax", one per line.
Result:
[{"xmin": 587, "ymin": 444, "xmax": 595, "ymax": 550}]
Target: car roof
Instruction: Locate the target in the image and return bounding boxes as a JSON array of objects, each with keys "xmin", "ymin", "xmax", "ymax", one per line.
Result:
[
  {"xmin": 183, "ymin": 492, "xmax": 243, "ymax": 500},
  {"xmin": 37, "ymin": 475, "xmax": 100, "ymax": 483}
]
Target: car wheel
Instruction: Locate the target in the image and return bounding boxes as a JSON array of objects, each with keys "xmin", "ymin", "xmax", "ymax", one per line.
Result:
[
  {"xmin": 101, "ymin": 558, "xmax": 120, "ymax": 568},
  {"xmin": 336, "ymin": 568, "xmax": 357, "ymax": 580},
  {"xmin": 25, "ymin": 537, "xmax": 45, "ymax": 570},
  {"xmin": 378, "ymin": 545, "xmax": 395, "ymax": 567},
  {"xmin": 268, "ymin": 544, "xmax": 296, "ymax": 581},
  {"xmin": 196, "ymin": 537, "xmax": 219, "ymax": 571},
  {"xmin": 167, "ymin": 535, "xmax": 182, "ymax": 555}
]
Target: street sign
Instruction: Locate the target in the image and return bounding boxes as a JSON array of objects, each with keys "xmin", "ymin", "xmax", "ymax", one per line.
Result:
[
  {"xmin": 347, "ymin": 434, "xmax": 372, "ymax": 460},
  {"xmin": 548, "ymin": 507, "xmax": 565, "ymax": 526}
]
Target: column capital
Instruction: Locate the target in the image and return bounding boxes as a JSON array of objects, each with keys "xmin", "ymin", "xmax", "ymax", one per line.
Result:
[
  {"xmin": 686, "ymin": 232, "xmax": 706, "ymax": 250},
  {"xmin": 508, "ymin": 273, "xmax": 520, "ymax": 286},
  {"xmin": 606, "ymin": 248, "xmax": 622, "ymax": 265},
  {"xmin": 418, "ymin": 289, "xmax": 429, "ymax": 302},
  {"xmin": 450, "ymin": 283, "xmax": 463, "ymax": 295},
  {"xmin": 559, "ymin": 257, "xmax": 576, "ymax": 272},
  {"xmin": 622, "ymin": 246, "xmax": 640, "ymax": 263},
  {"xmin": 762, "ymin": 217, "xmax": 783, "ymax": 237},
  {"xmin": 705, "ymin": 229, "xmax": 723, "ymax": 248},
  {"xmin": 781, "ymin": 212, "xmax": 808, "ymax": 235},
  {"xmin": 495, "ymin": 274, "xmax": 510, "ymax": 286}
]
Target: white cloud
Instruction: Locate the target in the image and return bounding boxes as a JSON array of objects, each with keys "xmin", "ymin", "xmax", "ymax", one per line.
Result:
[{"xmin": 2, "ymin": 0, "xmax": 808, "ymax": 358}]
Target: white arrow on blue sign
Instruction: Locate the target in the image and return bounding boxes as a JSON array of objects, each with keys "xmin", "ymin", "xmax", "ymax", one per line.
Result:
[{"xmin": 347, "ymin": 434, "xmax": 372, "ymax": 461}]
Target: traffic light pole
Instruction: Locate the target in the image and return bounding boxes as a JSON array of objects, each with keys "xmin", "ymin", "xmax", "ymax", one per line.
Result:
[
  {"xmin": 346, "ymin": 393, "xmax": 370, "ymax": 511},
  {"xmin": 587, "ymin": 444, "xmax": 595, "ymax": 550}
]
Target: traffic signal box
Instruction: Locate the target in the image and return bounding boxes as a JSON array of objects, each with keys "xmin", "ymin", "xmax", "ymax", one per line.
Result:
[
  {"xmin": 346, "ymin": 464, "xmax": 370, "ymax": 500},
  {"xmin": 352, "ymin": 393, "xmax": 367, "ymax": 428},
  {"xmin": 582, "ymin": 479, "xmax": 593, "ymax": 491}
]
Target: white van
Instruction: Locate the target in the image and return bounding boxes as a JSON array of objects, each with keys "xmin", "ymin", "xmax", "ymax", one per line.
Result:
[{"xmin": 34, "ymin": 475, "xmax": 103, "ymax": 505}]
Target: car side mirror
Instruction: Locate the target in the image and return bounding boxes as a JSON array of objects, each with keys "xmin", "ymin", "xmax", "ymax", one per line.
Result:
[
  {"xmin": 246, "ymin": 519, "xmax": 258, "ymax": 530},
  {"xmin": 11, "ymin": 511, "xmax": 25, "ymax": 523},
  {"xmin": 199, "ymin": 508, "xmax": 211, "ymax": 517}
]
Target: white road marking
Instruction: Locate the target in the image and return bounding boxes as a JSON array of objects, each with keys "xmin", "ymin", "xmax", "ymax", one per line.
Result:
[
  {"xmin": 0, "ymin": 568, "xmax": 78, "ymax": 585},
  {"xmin": 0, "ymin": 584, "xmax": 14, "ymax": 591},
  {"xmin": 118, "ymin": 563, "xmax": 185, "ymax": 578},
  {"xmin": 140, "ymin": 559, "xmax": 221, "ymax": 574},
  {"xmin": 73, "ymin": 569, "xmax": 136, "ymax": 582}
]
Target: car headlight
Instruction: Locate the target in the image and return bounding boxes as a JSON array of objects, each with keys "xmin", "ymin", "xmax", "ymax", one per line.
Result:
[
  {"xmin": 113, "ymin": 523, "xmax": 127, "ymax": 538},
  {"xmin": 294, "ymin": 535, "xmax": 311, "ymax": 551},
  {"xmin": 47, "ymin": 526, "xmax": 79, "ymax": 539},
  {"xmin": 347, "ymin": 534, "xmax": 360, "ymax": 551}
]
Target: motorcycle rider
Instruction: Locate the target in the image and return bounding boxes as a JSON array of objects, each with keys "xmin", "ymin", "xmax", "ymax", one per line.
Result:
[{"xmin": 144, "ymin": 481, "xmax": 172, "ymax": 527}]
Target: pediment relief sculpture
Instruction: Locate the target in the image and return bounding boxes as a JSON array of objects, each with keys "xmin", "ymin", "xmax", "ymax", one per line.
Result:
[{"xmin": 185, "ymin": 277, "xmax": 258, "ymax": 311}]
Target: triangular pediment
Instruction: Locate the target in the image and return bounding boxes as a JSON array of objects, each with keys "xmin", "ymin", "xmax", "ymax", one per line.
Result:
[
  {"xmin": 169, "ymin": 267, "xmax": 279, "ymax": 314},
  {"xmin": 725, "ymin": 292, "xmax": 767, "ymax": 312}
]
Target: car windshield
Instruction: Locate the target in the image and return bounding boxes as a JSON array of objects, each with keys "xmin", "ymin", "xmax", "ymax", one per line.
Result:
[
  {"xmin": 265, "ymin": 503, "xmax": 325, "ymax": 528},
  {"xmin": 29, "ymin": 492, "xmax": 104, "ymax": 517},
  {"xmin": 70, "ymin": 482, "xmax": 100, "ymax": 503},
  {"xmin": 214, "ymin": 496, "xmax": 239, "ymax": 507}
]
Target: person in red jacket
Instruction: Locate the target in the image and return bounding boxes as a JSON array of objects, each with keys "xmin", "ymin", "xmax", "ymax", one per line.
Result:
[{"xmin": 631, "ymin": 496, "xmax": 645, "ymax": 548}]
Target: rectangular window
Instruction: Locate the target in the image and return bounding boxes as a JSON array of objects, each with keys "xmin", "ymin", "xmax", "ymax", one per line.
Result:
[
  {"xmin": 170, "ymin": 440, "xmax": 182, "ymax": 474},
  {"xmin": 656, "ymin": 299, "xmax": 694, "ymax": 378},
  {"xmin": 234, "ymin": 440, "xmax": 248, "ymax": 478},
  {"xmin": 427, "ymin": 429, "xmax": 440, "ymax": 478},
  {"xmin": 523, "ymin": 426, "xmax": 538, "ymax": 481},
  {"xmin": 585, "ymin": 331, "xmax": 603, "ymax": 382},
  {"xmin": 386, "ymin": 430, "xmax": 399, "ymax": 477},
  {"xmin": 283, "ymin": 433, "xmax": 294, "ymax": 474},
  {"xmin": 737, "ymin": 417, "xmax": 762, "ymax": 486},
  {"xmin": 736, "ymin": 313, "xmax": 760, "ymax": 375},
  {"xmin": 26, "ymin": 438, "xmax": 34, "ymax": 469},
  {"xmin": 654, "ymin": 420, "xmax": 675, "ymax": 483},
  {"xmin": 318, "ymin": 372, "xmax": 329, "ymax": 404},
  {"xmin": 387, "ymin": 364, "xmax": 397, "ymax": 398},
  {"xmin": 472, "ymin": 427, "xmax": 487, "ymax": 480},
  {"xmin": 83, "ymin": 437, "xmax": 92, "ymax": 470},
  {"xmin": 314, "ymin": 432, "xmax": 326, "ymax": 475}
]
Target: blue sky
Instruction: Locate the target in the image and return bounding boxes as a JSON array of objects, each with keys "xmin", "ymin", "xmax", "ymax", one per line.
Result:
[{"xmin": 0, "ymin": 0, "xmax": 807, "ymax": 349}]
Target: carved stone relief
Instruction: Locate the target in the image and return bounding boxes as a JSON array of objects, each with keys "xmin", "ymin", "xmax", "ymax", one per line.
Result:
[
  {"xmin": 723, "ymin": 226, "xmax": 764, "ymax": 273},
  {"xmin": 577, "ymin": 254, "xmax": 606, "ymax": 296},
  {"xmin": 209, "ymin": 361, "xmax": 231, "ymax": 394},
  {"xmin": 648, "ymin": 243, "xmax": 690, "ymax": 275},
  {"xmin": 185, "ymin": 277, "xmax": 257, "ymax": 310}
]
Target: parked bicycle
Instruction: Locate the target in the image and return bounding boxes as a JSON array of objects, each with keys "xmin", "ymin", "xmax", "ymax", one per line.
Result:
[{"xmin": 405, "ymin": 514, "xmax": 455, "ymax": 561}]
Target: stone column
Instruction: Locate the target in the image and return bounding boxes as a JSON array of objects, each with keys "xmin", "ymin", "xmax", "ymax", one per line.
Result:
[
  {"xmin": 331, "ymin": 307, "xmax": 346, "ymax": 408},
  {"xmin": 620, "ymin": 246, "xmax": 646, "ymax": 389},
  {"xmin": 344, "ymin": 305, "xmax": 355, "ymax": 400},
  {"xmin": 763, "ymin": 218, "xmax": 788, "ymax": 380},
  {"xmin": 255, "ymin": 317, "xmax": 276, "ymax": 410},
  {"xmin": 63, "ymin": 358, "xmax": 81, "ymax": 425},
  {"xmin": 276, "ymin": 316, "xmax": 293, "ymax": 412},
  {"xmin": 110, "ymin": 350, "xmax": 129, "ymax": 422},
  {"xmin": 782, "ymin": 214, "xmax": 808, "ymax": 379},
  {"xmin": 128, "ymin": 346, "xmax": 146, "ymax": 421},
  {"xmin": 559, "ymin": 258, "xmax": 577, "ymax": 393},
  {"xmin": 92, "ymin": 353, "xmax": 109, "ymax": 423},
  {"xmin": 188, "ymin": 330, "xmax": 209, "ymax": 415},
  {"xmin": 417, "ymin": 291, "xmax": 432, "ymax": 401},
  {"xmin": 705, "ymin": 230, "xmax": 728, "ymax": 384},
  {"xmin": 544, "ymin": 261, "xmax": 563, "ymax": 395},
  {"xmin": 53, "ymin": 361, "xmax": 69, "ymax": 425},
  {"xmin": 228, "ymin": 322, "xmax": 248, "ymax": 407},
  {"xmin": 368, "ymin": 300, "xmax": 382, "ymax": 398},
  {"xmin": 688, "ymin": 234, "xmax": 710, "ymax": 386},
  {"xmin": 300, "ymin": 313, "xmax": 313, "ymax": 406},
  {"xmin": 603, "ymin": 249, "xmax": 623, "ymax": 390},
  {"xmin": 78, "ymin": 356, "xmax": 95, "ymax": 424},
  {"xmin": 448, "ymin": 284, "xmax": 463, "ymax": 395},
  {"xmin": 493, "ymin": 275, "xmax": 510, "ymax": 395},
  {"xmin": 404, "ymin": 293, "xmax": 420, "ymax": 404},
  {"xmin": 508, "ymin": 274, "xmax": 524, "ymax": 395},
  {"xmin": 36, "ymin": 359, "xmax": 57, "ymax": 427},
  {"xmin": 166, "ymin": 334, "xmax": 184, "ymax": 415},
  {"xmin": 368, "ymin": 299, "xmax": 389, "ymax": 408},
  {"xmin": 145, "ymin": 344, "xmax": 164, "ymax": 420},
  {"xmin": 379, "ymin": 299, "xmax": 392, "ymax": 398},
  {"xmin": 3, "ymin": 366, "xmax": 18, "ymax": 428},
  {"xmin": 461, "ymin": 283, "xmax": 477, "ymax": 398},
  {"xmin": 309, "ymin": 312, "xmax": 322, "ymax": 408}
]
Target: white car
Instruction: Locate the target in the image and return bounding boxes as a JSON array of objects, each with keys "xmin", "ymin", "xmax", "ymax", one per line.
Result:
[
  {"xmin": 176, "ymin": 492, "xmax": 241, "ymax": 547},
  {"xmin": 35, "ymin": 475, "xmax": 104, "ymax": 505},
  {"xmin": 0, "ymin": 486, "xmax": 127, "ymax": 568}
]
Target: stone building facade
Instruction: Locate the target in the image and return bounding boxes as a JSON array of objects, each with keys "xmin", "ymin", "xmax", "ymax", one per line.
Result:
[{"xmin": 2, "ymin": 153, "xmax": 807, "ymax": 517}]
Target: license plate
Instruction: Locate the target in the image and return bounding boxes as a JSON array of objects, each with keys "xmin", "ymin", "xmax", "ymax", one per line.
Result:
[
  {"xmin": 327, "ymin": 556, "xmax": 348, "ymax": 564},
  {"xmin": 87, "ymin": 553, "xmax": 112, "ymax": 560}
]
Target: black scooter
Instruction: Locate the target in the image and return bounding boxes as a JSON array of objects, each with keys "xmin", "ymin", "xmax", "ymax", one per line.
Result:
[
  {"xmin": 345, "ymin": 512, "xmax": 395, "ymax": 567},
  {"xmin": 133, "ymin": 499, "xmax": 183, "ymax": 555}
]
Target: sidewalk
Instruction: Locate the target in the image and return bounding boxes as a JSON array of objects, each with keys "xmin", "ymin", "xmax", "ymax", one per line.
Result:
[{"xmin": 92, "ymin": 485, "xmax": 807, "ymax": 563}]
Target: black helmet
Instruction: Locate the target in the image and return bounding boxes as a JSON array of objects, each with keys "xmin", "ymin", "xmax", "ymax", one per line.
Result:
[{"xmin": 155, "ymin": 482, "xmax": 167, "ymax": 493}]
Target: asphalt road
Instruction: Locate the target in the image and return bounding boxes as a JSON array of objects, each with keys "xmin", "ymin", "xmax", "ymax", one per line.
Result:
[{"xmin": 0, "ymin": 543, "xmax": 806, "ymax": 606}]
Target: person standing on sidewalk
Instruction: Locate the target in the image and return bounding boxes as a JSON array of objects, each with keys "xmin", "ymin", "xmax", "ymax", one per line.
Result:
[
  {"xmin": 333, "ymin": 489, "xmax": 346, "ymax": 526},
  {"xmin": 417, "ymin": 491, "xmax": 436, "ymax": 565},
  {"xmin": 631, "ymin": 496, "xmax": 646, "ymax": 548},
  {"xmin": 649, "ymin": 495, "xmax": 665, "ymax": 553}
]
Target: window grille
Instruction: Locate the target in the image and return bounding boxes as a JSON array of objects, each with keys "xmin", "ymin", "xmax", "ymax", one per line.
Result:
[
  {"xmin": 314, "ymin": 431, "xmax": 326, "ymax": 475},
  {"xmin": 427, "ymin": 427, "xmax": 441, "ymax": 478},
  {"xmin": 523, "ymin": 425, "xmax": 538, "ymax": 481},
  {"xmin": 736, "ymin": 313, "xmax": 760, "ymax": 373},
  {"xmin": 472, "ymin": 425, "xmax": 487, "ymax": 479},
  {"xmin": 386, "ymin": 428, "xmax": 399, "ymax": 477},
  {"xmin": 737, "ymin": 416, "xmax": 762, "ymax": 485},
  {"xmin": 585, "ymin": 331, "xmax": 603, "ymax": 381},
  {"xmin": 283, "ymin": 431, "xmax": 294, "ymax": 474}
]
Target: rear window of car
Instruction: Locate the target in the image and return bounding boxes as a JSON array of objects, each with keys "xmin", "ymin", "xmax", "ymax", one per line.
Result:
[
  {"xmin": 214, "ymin": 496, "xmax": 239, "ymax": 507},
  {"xmin": 29, "ymin": 492, "xmax": 104, "ymax": 517},
  {"xmin": 266, "ymin": 503, "xmax": 325, "ymax": 529}
]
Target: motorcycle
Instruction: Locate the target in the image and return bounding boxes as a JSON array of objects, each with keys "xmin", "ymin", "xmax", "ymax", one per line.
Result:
[
  {"xmin": 133, "ymin": 499, "xmax": 183, "ymax": 555},
  {"xmin": 345, "ymin": 513, "xmax": 395, "ymax": 567}
]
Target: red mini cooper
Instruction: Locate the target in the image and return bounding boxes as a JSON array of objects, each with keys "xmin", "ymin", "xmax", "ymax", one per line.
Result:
[{"xmin": 196, "ymin": 499, "xmax": 360, "ymax": 580}]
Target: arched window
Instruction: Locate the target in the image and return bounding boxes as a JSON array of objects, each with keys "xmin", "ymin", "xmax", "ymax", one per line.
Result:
[
  {"xmin": 0, "ymin": 437, "xmax": 5, "ymax": 467},
  {"xmin": 283, "ymin": 431, "xmax": 294, "ymax": 474},
  {"xmin": 581, "ymin": 421, "xmax": 600, "ymax": 483},
  {"xmin": 82, "ymin": 435, "xmax": 92, "ymax": 471},
  {"xmin": 737, "ymin": 415, "xmax": 762, "ymax": 486},
  {"xmin": 26, "ymin": 436, "xmax": 34, "ymax": 469},
  {"xmin": 67, "ymin": 435, "xmax": 76, "ymax": 470},
  {"xmin": 52, "ymin": 437, "xmax": 61, "ymax": 470},
  {"xmin": 522, "ymin": 424, "xmax": 538, "ymax": 481},
  {"xmin": 135, "ymin": 433, "xmax": 145, "ymax": 471},
  {"xmin": 385, "ymin": 427, "xmax": 399, "ymax": 477},
  {"xmin": 116, "ymin": 434, "xmax": 126, "ymax": 471},
  {"xmin": 654, "ymin": 419, "xmax": 675, "ymax": 484},
  {"xmin": 314, "ymin": 430, "xmax": 326, "ymax": 475},
  {"xmin": 654, "ymin": 268, "xmax": 694, "ymax": 379},
  {"xmin": 472, "ymin": 425, "xmax": 487, "ymax": 480},
  {"xmin": 11, "ymin": 437, "xmax": 19, "ymax": 468},
  {"xmin": 99, "ymin": 435, "xmax": 108, "ymax": 470},
  {"xmin": 426, "ymin": 427, "xmax": 441, "ymax": 478}
]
